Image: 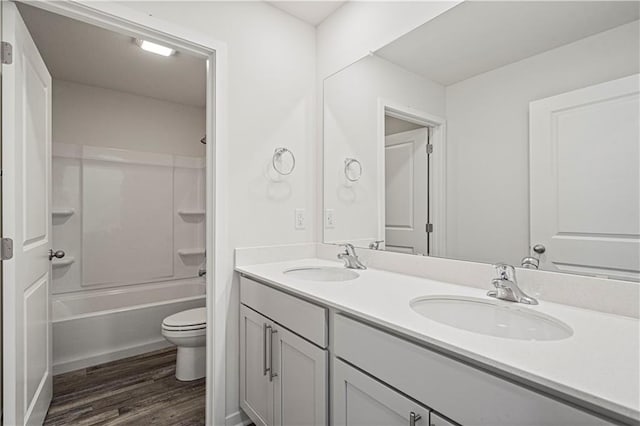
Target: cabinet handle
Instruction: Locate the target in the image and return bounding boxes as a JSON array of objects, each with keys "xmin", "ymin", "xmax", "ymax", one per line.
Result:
[
  {"xmin": 269, "ymin": 328, "xmax": 278, "ymax": 382},
  {"xmin": 409, "ymin": 412, "xmax": 422, "ymax": 426},
  {"xmin": 263, "ymin": 324, "xmax": 270, "ymax": 376}
]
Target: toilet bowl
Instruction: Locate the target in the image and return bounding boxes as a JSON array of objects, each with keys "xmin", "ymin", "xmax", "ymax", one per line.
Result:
[{"xmin": 161, "ymin": 307, "xmax": 206, "ymax": 381}]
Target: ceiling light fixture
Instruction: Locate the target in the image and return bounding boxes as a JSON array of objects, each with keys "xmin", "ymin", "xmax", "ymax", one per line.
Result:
[{"xmin": 135, "ymin": 39, "xmax": 175, "ymax": 57}]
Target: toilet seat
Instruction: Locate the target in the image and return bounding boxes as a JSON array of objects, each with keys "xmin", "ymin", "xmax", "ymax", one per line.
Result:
[
  {"xmin": 162, "ymin": 307, "xmax": 206, "ymax": 332},
  {"xmin": 161, "ymin": 327, "xmax": 206, "ymax": 340}
]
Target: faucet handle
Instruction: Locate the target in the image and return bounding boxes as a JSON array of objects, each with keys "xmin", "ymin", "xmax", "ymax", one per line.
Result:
[
  {"xmin": 339, "ymin": 243, "xmax": 356, "ymax": 255},
  {"xmin": 369, "ymin": 240, "xmax": 384, "ymax": 250},
  {"xmin": 493, "ymin": 263, "xmax": 516, "ymax": 280}
]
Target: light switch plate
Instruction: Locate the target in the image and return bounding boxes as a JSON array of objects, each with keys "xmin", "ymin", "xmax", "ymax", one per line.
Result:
[
  {"xmin": 295, "ymin": 208, "xmax": 305, "ymax": 229},
  {"xmin": 325, "ymin": 209, "xmax": 335, "ymax": 228}
]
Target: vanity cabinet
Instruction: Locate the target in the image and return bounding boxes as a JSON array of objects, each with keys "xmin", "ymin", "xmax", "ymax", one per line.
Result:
[
  {"xmin": 334, "ymin": 314, "xmax": 612, "ymax": 426},
  {"xmin": 334, "ymin": 359, "xmax": 433, "ymax": 426},
  {"xmin": 240, "ymin": 277, "xmax": 328, "ymax": 426},
  {"xmin": 239, "ymin": 274, "xmax": 620, "ymax": 426}
]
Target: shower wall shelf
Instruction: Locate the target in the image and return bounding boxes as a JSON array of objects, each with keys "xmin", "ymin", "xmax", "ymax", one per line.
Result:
[
  {"xmin": 52, "ymin": 209, "xmax": 75, "ymax": 218},
  {"xmin": 52, "ymin": 257, "xmax": 75, "ymax": 268},
  {"xmin": 178, "ymin": 249, "xmax": 206, "ymax": 256},
  {"xmin": 178, "ymin": 210, "xmax": 206, "ymax": 217}
]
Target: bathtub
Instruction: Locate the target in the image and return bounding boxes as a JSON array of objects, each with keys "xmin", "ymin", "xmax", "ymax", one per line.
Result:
[{"xmin": 52, "ymin": 278, "xmax": 205, "ymax": 374}]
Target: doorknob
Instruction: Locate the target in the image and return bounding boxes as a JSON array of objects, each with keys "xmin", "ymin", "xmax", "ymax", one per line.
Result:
[
  {"xmin": 533, "ymin": 244, "xmax": 546, "ymax": 254},
  {"xmin": 49, "ymin": 249, "xmax": 65, "ymax": 261}
]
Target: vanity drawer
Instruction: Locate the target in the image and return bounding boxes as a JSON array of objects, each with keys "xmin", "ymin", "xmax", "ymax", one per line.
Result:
[
  {"xmin": 334, "ymin": 314, "xmax": 612, "ymax": 426},
  {"xmin": 240, "ymin": 276, "xmax": 328, "ymax": 348}
]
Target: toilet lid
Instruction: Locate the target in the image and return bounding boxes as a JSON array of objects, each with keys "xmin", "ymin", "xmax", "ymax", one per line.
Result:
[{"xmin": 163, "ymin": 307, "xmax": 206, "ymax": 328}]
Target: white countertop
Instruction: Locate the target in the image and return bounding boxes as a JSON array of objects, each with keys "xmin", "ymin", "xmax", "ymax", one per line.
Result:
[{"xmin": 235, "ymin": 258, "xmax": 640, "ymax": 423}]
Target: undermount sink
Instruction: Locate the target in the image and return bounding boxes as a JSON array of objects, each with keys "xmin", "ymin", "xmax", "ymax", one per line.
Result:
[
  {"xmin": 410, "ymin": 296, "xmax": 573, "ymax": 341},
  {"xmin": 284, "ymin": 267, "xmax": 359, "ymax": 282}
]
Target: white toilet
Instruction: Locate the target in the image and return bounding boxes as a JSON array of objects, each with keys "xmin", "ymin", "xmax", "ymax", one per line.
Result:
[{"xmin": 161, "ymin": 307, "xmax": 206, "ymax": 381}]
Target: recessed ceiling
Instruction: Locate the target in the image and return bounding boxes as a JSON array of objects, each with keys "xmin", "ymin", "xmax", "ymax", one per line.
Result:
[
  {"xmin": 376, "ymin": 1, "xmax": 640, "ymax": 86},
  {"xmin": 267, "ymin": 1, "xmax": 346, "ymax": 26},
  {"xmin": 17, "ymin": 3, "xmax": 206, "ymax": 107}
]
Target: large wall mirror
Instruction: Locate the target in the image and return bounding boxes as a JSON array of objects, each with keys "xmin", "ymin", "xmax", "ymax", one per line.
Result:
[{"xmin": 323, "ymin": 1, "xmax": 640, "ymax": 281}]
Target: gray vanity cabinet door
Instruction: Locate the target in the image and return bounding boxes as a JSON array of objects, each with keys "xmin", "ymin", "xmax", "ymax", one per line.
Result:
[
  {"xmin": 240, "ymin": 305, "xmax": 274, "ymax": 426},
  {"xmin": 334, "ymin": 359, "xmax": 429, "ymax": 426},
  {"xmin": 430, "ymin": 412, "xmax": 457, "ymax": 426},
  {"xmin": 273, "ymin": 324, "xmax": 328, "ymax": 426}
]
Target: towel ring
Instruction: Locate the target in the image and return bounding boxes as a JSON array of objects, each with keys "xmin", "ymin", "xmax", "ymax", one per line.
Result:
[
  {"xmin": 344, "ymin": 158, "xmax": 362, "ymax": 182},
  {"xmin": 273, "ymin": 148, "xmax": 295, "ymax": 175}
]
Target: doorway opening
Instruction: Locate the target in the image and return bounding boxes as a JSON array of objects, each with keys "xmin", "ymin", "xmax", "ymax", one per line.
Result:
[
  {"xmin": 379, "ymin": 103, "xmax": 446, "ymax": 257},
  {"xmin": 2, "ymin": 2, "xmax": 220, "ymax": 424}
]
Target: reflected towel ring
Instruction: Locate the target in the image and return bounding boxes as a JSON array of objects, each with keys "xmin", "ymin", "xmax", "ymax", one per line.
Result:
[
  {"xmin": 344, "ymin": 158, "xmax": 362, "ymax": 182},
  {"xmin": 273, "ymin": 147, "xmax": 296, "ymax": 175}
]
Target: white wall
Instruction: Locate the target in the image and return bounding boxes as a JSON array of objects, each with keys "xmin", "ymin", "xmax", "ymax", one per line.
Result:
[
  {"xmin": 53, "ymin": 80, "xmax": 206, "ymax": 157},
  {"xmin": 317, "ymin": 1, "xmax": 460, "ymax": 79},
  {"xmin": 323, "ymin": 55, "xmax": 444, "ymax": 244},
  {"xmin": 445, "ymin": 21, "xmax": 640, "ymax": 265},
  {"xmin": 118, "ymin": 2, "xmax": 316, "ymax": 423}
]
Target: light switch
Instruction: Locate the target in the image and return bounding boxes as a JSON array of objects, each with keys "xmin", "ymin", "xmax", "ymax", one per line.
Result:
[{"xmin": 295, "ymin": 208, "xmax": 305, "ymax": 229}]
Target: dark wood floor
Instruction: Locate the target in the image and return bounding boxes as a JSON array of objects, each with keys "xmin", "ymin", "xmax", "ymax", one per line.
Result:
[{"xmin": 44, "ymin": 347, "xmax": 205, "ymax": 426}]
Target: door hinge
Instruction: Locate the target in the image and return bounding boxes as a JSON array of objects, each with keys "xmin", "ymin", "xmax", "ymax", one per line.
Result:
[
  {"xmin": 425, "ymin": 223, "xmax": 433, "ymax": 233},
  {"xmin": 1, "ymin": 42, "xmax": 13, "ymax": 65},
  {"xmin": 426, "ymin": 144, "xmax": 433, "ymax": 155},
  {"xmin": 1, "ymin": 238, "xmax": 14, "ymax": 260}
]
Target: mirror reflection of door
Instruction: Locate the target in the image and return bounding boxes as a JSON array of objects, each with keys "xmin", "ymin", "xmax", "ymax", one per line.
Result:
[
  {"xmin": 384, "ymin": 116, "xmax": 430, "ymax": 255},
  {"xmin": 530, "ymin": 75, "xmax": 640, "ymax": 280}
]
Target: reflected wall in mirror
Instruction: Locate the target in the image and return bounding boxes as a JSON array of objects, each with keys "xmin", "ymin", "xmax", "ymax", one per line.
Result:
[{"xmin": 323, "ymin": 1, "xmax": 640, "ymax": 281}]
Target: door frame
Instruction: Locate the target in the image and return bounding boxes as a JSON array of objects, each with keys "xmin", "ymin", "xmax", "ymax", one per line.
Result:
[
  {"xmin": 1, "ymin": 1, "xmax": 228, "ymax": 424},
  {"xmin": 377, "ymin": 99, "xmax": 447, "ymax": 256}
]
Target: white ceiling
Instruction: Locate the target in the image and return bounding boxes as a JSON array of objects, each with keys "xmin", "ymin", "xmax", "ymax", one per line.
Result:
[
  {"xmin": 17, "ymin": 3, "xmax": 206, "ymax": 107},
  {"xmin": 267, "ymin": 1, "xmax": 346, "ymax": 26},
  {"xmin": 376, "ymin": 1, "xmax": 640, "ymax": 86}
]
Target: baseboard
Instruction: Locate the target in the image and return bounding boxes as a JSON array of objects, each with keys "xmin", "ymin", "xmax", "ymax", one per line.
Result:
[
  {"xmin": 225, "ymin": 410, "xmax": 252, "ymax": 426},
  {"xmin": 53, "ymin": 339, "xmax": 173, "ymax": 375}
]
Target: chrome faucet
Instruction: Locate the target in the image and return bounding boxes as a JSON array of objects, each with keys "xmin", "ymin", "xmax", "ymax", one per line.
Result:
[
  {"xmin": 487, "ymin": 263, "xmax": 538, "ymax": 305},
  {"xmin": 338, "ymin": 244, "xmax": 367, "ymax": 270}
]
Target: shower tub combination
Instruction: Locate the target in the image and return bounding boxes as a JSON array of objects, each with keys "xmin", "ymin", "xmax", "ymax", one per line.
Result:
[{"xmin": 52, "ymin": 279, "xmax": 205, "ymax": 374}]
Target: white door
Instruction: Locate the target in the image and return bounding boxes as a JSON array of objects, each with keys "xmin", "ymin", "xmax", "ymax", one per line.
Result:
[
  {"xmin": 273, "ymin": 324, "xmax": 327, "ymax": 426},
  {"xmin": 2, "ymin": 3, "xmax": 53, "ymax": 424},
  {"xmin": 240, "ymin": 305, "xmax": 274, "ymax": 426},
  {"xmin": 530, "ymin": 74, "xmax": 640, "ymax": 280},
  {"xmin": 333, "ymin": 359, "xmax": 429, "ymax": 426},
  {"xmin": 384, "ymin": 128, "xmax": 429, "ymax": 255}
]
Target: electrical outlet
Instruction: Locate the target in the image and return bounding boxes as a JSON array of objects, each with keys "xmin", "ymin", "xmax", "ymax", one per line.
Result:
[
  {"xmin": 325, "ymin": 209, "xmax": 335, "ymax": 228},
  {"xmin": 295, "ymin": 208, "xmax": 305, "ymax": 230}
]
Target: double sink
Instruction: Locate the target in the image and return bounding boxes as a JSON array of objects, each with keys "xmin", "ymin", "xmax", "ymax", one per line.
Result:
[{"xmin": 284, "ymin": 266, "xmax": 573, "ymax": 342}]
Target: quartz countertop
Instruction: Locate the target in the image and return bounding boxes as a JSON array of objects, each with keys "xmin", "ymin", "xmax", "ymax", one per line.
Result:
[{"xmin": 235, "ymin": 258, "xmax": 640, "ymax": 424}]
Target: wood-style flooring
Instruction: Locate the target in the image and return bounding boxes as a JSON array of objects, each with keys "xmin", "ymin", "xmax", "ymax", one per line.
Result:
[{"xmin": 44, "ymin": 347, "xmax": 205, "ymax": 426}]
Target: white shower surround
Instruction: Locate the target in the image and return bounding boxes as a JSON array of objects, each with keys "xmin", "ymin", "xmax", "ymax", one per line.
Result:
[
  {"xmin": 52, "ymin": 279, "xmax": 205, "ymax": 374},
  {"xmin": 52, "ymin": 142, "xmax": 206, "ymax": 293}
]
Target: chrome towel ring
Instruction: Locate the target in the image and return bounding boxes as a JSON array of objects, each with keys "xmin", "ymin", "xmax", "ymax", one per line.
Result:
[
  {"xmin": 273, "ymin": 148, "xmax": 296, "ymax": 175},
  {"xmin": 344, "ymin": 158, "xmax": 362, "ymax": 182}
]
